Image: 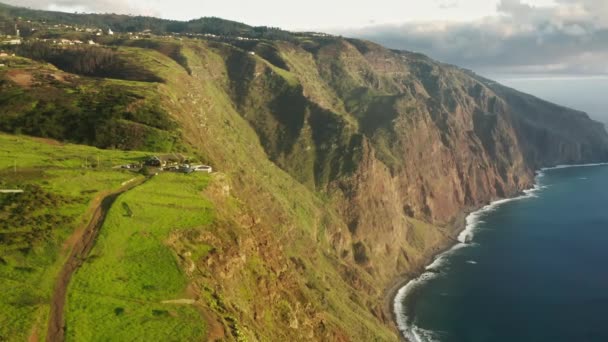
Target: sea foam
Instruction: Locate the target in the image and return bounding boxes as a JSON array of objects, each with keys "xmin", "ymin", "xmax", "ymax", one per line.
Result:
[
  {"xmin": 393, "ymin": 162, "xmax": 608, "ymax": 341},
  {"xmin": 541, "ymin": 162, "xmax": 608, "ymax": 170}
]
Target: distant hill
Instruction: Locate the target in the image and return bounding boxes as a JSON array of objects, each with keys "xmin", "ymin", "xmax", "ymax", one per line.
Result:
[{"xmin": 0, "ymin": 2, "xmax": 294, "ymax": 40}]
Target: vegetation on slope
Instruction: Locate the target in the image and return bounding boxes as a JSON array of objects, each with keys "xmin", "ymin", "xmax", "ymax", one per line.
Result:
[
  {"xmin": 0, "ymin": 133, "xmax": 148, "ymax": 341},
  {"xmin": 0, "ymin": 56, "xmax": 179, "ymax": 151},
  {"xmin": 15, "ymin": 42, "xmax": 165, "ymax": 82},
  {"xmin": 66, "ymin": 173, "xmax": 212, "ymax": 341}
]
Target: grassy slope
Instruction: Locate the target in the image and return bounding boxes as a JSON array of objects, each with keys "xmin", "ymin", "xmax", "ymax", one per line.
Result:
[
  {"xmin": 0, "ymin": 133, "xmax": 148, "ymax": 341},
  {"xmin": 149, "ymin": 39, "xmax": 396, "ymax": 340}
]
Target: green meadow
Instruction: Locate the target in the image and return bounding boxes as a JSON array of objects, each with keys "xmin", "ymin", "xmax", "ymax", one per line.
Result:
[
  {"xmin": 0, "ymin": 133, "xmax": 148, "ymax": 341},
  {"xmin": 65, "ymin": 172, "xmax": 213, "ymax": 341}
]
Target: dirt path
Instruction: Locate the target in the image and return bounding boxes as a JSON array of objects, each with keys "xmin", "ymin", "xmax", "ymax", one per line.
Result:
[
  {"xmin": 160, "ymin": 299, "xmax": 196, "ymax": 305},
  {"xmin": 46, "ymin": 178, "xmax": 147, "ymax": 342}
]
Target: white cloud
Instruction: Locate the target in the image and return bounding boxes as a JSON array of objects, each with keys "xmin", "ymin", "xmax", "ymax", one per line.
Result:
[
  {"xmin": 5, "ymin": 0, "xmax": 159, "ymax": 16},
  {"xmin": 338, "ymin": 0, "xmax": 608, "ymax": 75}
]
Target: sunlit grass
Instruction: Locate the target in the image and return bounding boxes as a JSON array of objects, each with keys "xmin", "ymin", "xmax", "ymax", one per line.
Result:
[
  {"xmin": 65, "ymin": 172, "xmax": 212, "ymax": 341},
  {"xmin": 0, "ymin": 133, "xmax": 147, "ymax": 341}
]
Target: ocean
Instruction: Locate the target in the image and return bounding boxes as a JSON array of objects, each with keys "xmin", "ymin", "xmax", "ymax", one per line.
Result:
[{"xmin": 395, "ymin": 164, "xmax": 608, "ymax": 342}]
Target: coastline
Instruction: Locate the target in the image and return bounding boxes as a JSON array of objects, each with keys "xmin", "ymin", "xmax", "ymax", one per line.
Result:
[
  {"xmin": 387, "ymin": 162, "xmax": 608, "ymax": 342},
  {"xmin": 383, "ymin": 230, "xmax": 462, "ymax": 341},
  {"xmin": 383, "ymin": 209, "xmax": 476, "ymax": 342}
]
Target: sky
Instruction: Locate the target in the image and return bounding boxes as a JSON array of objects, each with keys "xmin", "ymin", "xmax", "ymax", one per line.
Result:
[
  {"xmin": 5, "ymin": 0, "xmax": 608, "ymax": 76},
  {"xmin": 339, "ymin": 0, "xmax": 608, "ymax": 76},
  {"xmin": 7, "ymin": 0, "xmax": 556, "ymax": 29}
]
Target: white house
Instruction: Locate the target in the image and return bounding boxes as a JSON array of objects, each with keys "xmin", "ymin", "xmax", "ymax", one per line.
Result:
[
  {"xmin": 3, "ymin": 39, "xmax": 21, "ymax": 45},
  {"xmin": 191, "ymin": 165, "xmax": 213, "ymax": 173}
]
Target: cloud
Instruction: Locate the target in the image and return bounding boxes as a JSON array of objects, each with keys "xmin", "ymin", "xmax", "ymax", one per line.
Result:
[
  {"xmin": 436, "ymin": 0, "xmax": 460, "ymax": 10},
  {"xmin": 336, "ymin": 0, "xmax": 608, "ymax": 75}
]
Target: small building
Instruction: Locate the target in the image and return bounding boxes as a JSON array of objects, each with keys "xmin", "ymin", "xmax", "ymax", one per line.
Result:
[
  {"xmin": 191, "ymin": 165, "xmax": 213, "ymax": 173},
  {"xmin": 0, "ymin": 189, "xmax": 24, "ymax": 194},
  {"xmin": 145, "ymin": 153, "xmax": 188, "ymax": 168},
  {"xmin": 145, "ymin": 157, "xmax": 162, "ymax": 167},
  {"xmin": 2, "ymin": 39, "xmax": 21, "ymax": 45},
  {"xmin": 108, "ymin": 28, "xmax": 114, "ymax": 35}
]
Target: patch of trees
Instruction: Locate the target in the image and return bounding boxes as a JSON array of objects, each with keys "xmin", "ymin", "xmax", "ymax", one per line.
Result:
[
  {"xmin": 15, "ymin": 42, "xmax": 163, "ymax": 82},
  {"xmin": 0, "ymin": 81, "xmax": 177, "ymax": 152},
  {"xmin": 122, "ymin": 39, "xmax": 191, "ymax": 74},
  {"xmin": 0, "ymin": 184, "xmax": 77, "ymax": 252}
]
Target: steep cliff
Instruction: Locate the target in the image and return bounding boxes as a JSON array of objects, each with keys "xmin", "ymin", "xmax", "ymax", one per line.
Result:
[
  {"xmin": 2, "ymin": 9, "xmax": 608, "ymax": 341},
  {"xmin": 209, "ymin": 37, "xmax": 608, "ymax": 293}
]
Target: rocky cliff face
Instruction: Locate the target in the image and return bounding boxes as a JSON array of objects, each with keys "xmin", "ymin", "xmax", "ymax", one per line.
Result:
[
  {"xmin": 4, "ymin": 26, "xmax": 608, "ymax": 340},
  {"xmin": 174, "ymin": 36, "xmax": 608, "ymax": 339},
  {"xmin": 215, "ymin": 37, "xmax": 608, "ymax": 291}
]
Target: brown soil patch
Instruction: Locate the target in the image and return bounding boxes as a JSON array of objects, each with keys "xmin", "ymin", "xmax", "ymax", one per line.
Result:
[
  {"xmin": 201, "ymin": 310, "xmax": 226, "ymax": 342},
  {"xmin": 6, "ymin": 69, "xmax": 33, "ymax": 87},
  {"xmin": 60, "ymin": 191, "xmax": 107, "ymax": 255},
  {"xmin": 27, "ymin": 326, "xmax": 39, "ymax": 342},
  {"xmin": 31, "ymin": 137, "xmax": 63, "ymax": 146},
  {"xmin": 51, "ymin": 73, "xmax": 68, "ymax": 83}
]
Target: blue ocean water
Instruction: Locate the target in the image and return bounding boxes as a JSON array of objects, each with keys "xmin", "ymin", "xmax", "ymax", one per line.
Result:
[{"xmin": 398, "ymin": 164, "xmax": 608, "ymax": 342}]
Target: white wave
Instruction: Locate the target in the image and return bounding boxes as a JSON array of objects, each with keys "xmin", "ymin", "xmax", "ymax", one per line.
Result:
[
  {"xmin": 425, "ymin": 243, "xmax": 467, "ymax": 271},
  {"xmin": 466, "ymin": 260, "xmax": 477, "ymax": 265},
  {"xmin": 458, "ymin": 181, "xmax": 545, "ymax": 244},
  {"xmin": 541, "ymin": 162, "xmax": 608, "ymax": 171},
  {"xmin": 410, "ymin": 326, "xmax": 441, "ymax": 342},
  {"xmin": 394, "ymin": 271, "xmax": 441, "ymax": 342}
]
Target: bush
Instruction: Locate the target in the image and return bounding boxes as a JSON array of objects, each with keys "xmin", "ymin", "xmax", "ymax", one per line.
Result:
[{"xmin": 139, "ymin": 166, "xmax": 151, "ymax": 176}]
